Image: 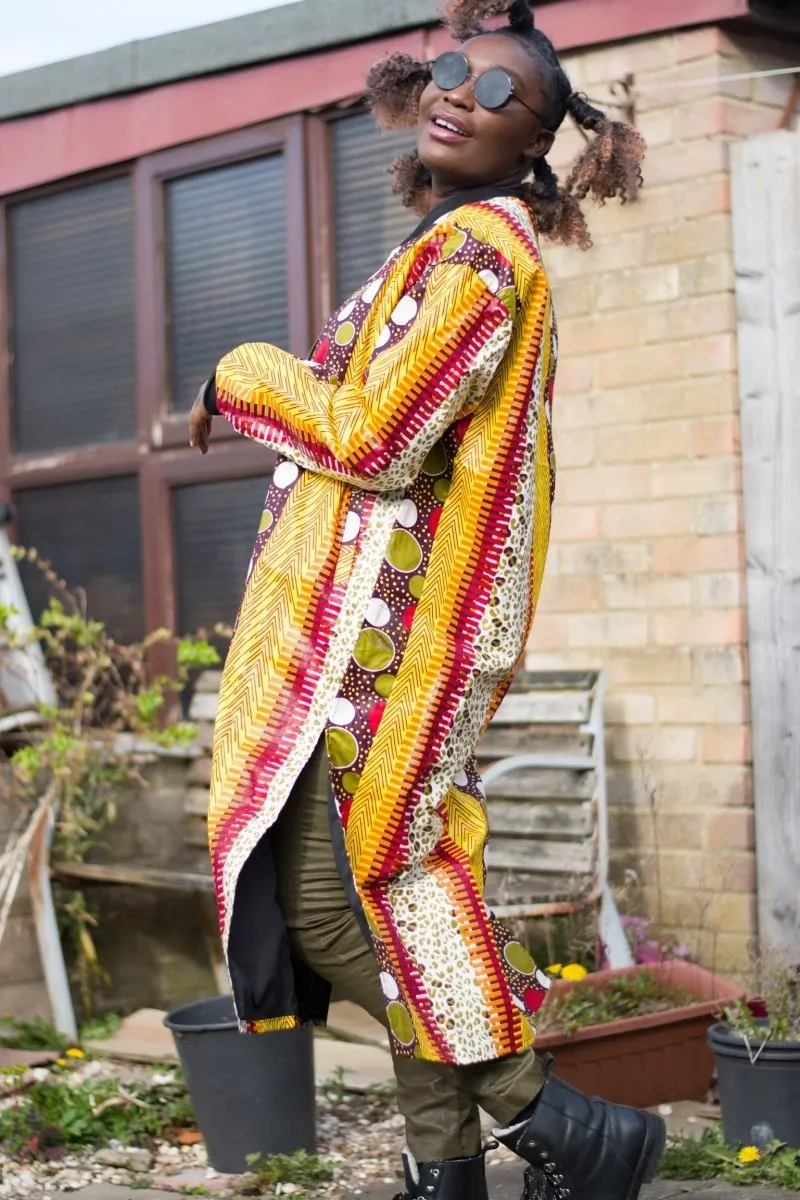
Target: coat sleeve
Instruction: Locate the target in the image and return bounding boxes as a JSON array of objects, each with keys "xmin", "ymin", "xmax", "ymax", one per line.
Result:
[{"xmin": 211, "ymin": 252, "xmax": 517, "ymax": 493}]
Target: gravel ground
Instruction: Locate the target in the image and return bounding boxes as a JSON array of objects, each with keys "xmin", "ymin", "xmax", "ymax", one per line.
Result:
[{"xmin": 0, "ymin": 1057, "xmax": 520, "ymax": 1199}]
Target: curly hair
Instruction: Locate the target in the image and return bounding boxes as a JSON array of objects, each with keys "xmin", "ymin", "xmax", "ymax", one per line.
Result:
[{"xmin": 366, "ymin": 0, "xmax": 645, "ymax": 249}]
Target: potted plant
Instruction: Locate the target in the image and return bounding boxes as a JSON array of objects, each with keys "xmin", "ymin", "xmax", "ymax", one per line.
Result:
[
  {"xmin": 537, "ymin": 953, "xmax": 745, "ymax": 1109},
  {"xmin": 709, "ymin": 958, "xmax": 800, "ymax": 1148}
]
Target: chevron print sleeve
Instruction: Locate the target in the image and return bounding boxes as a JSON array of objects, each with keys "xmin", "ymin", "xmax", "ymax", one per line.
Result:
[{"xmin": 212, "ymin": 225, "xmax": 521, "ymax": 492}]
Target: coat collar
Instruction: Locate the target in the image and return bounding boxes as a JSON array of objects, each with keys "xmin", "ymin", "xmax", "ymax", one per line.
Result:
[{"xmin": 406, "ymin": 184, "xmax": 529, "ymax": 243}]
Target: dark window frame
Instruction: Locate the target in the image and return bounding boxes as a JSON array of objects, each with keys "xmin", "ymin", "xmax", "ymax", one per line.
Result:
[
  {"xmin": 0, "ymin": 104, "xmax": 409, "ymax": 651},
  {"xmin": 135, "ymin": 117, "xmax": 309, "ymax": 452}
]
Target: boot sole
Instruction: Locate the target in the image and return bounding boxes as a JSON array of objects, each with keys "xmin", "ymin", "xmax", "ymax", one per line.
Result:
[{"xmin": 627, "ymin": 1113, "xmax": 667, "ymax": 1200}]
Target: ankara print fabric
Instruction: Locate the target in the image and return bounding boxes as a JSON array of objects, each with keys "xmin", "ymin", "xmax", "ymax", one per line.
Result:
[{"xmin": 208, "ymin": 197, "xmax": 558, "ymax": 1065}]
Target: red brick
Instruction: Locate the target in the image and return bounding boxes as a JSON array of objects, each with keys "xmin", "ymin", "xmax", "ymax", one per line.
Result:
[
  {"xmin": 702, "ymin": 724, "xmax": 752, "ymax": 764},
  {"xmin": 707, "ymin": 810, "xmax": 755, "ymax": 851},
  {"xmin": 655, "ymin": 610, "xmax": 746, "ymax": 647},
  {"xmin": 567, "ymin": 612, "xmax": 649, "ymax": 648},
  {"xmin": 691, "ymin": 416, "xmax": 741, "ymax": 457},
  {"xmin": 652, "ymin": 536, "xmax": 744, "ymax": 574},
  {"xmin": 537, "ymin": 573, "xmax": 604, "ymax": 613},
  {"xmin": 528, "ymin": 613, "xmax": 568, "ymax": 652},
  {"xmin": 601, "ymin": 500, "xmax": 694, "ymax": 540},
  {"xmin": 650, "ymin": 460, "xmax": 740, "ymax": 499},
  {"xmin": 557, "ymin": 541, "xmax": 650, "ymax": 576},
  {"xmin": 551, "ymin": 504, "xmax": 599, "ymax": 541},
  {"xmin": 657, "ymin": 686, "xmax": 749, "ymax": 725},
  {"xmin": 681, "ymin": 176, "xmax": 731, "ymax": 219},
  {"xmin": 610, "ymin": 726, "xmax": 698, "ymax": 763},
  {"xmin": 557, "ymin": 465, "xmax": 649, "ymax": 506},
  {"xmin": 598, "ymin": 424, "xmax": 690, "ymax": 464},
  {"xmin": 675, "ymin": 26, "xmax": 740, "ymax": 61},
  {"xmin": 554, "ymin": 431, "xmax": 596, "ymax": 469},
  {"xmin": 608, "ymin": 650, "xmax": 693, "ymax": 686}
]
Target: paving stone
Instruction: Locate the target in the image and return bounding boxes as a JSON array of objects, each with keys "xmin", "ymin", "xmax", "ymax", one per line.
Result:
[
  {"xmin": 86, "ymin": 1008, "xmax": 178, "ymax": 1064},
  {"xmin": 327, "ymin": 1001, "xmax": 390, "ymax": 1049},
  {"xmin": 314, "ymin": 1035, "xmax": 395, "ymax": 1093}
]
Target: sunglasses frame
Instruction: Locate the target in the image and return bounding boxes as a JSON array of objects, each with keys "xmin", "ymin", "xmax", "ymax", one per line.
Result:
[{"xmin": 430, "ymin": 51, "xmax": 547, "ymax": 125}]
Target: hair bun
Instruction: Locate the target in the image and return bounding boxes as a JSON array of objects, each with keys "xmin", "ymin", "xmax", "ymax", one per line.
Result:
[{"xmin": 508, "ymin": 0, "xmax": 535, "ymax": 33}]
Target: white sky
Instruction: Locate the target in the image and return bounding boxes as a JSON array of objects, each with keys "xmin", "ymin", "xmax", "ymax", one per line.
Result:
[{"xmin": 0, "ymin": 0, "xmax": 297, "ymax": 77}]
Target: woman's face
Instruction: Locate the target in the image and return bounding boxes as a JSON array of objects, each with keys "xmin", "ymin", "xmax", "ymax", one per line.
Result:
[{"xmin": 417, "ymin": 34, "xmax": 555, "ymax": 191}]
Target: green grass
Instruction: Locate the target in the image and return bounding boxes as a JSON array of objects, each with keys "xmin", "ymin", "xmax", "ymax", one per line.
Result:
[{"xmin": 245, "ymin": 1151, "xmax": 335, "ymax": 1188}]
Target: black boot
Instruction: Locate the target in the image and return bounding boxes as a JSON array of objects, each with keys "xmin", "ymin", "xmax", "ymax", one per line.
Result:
[
  {"xmin": 394, "ymin": 1147, "xmax": 489, "ymax": 1200},
  {"xmin": 494, "ymin": 1059, "xmax": 666, "ymax": 1200}
]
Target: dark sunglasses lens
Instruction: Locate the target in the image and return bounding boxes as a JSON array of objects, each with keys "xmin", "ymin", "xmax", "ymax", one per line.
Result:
[
  {"xmin": 432, "ymin": 52, "xmax": 469, "ymax": 91},
  {"xmin": 475, "ymin": 68, "xmax": 514, "ymax": 110}
]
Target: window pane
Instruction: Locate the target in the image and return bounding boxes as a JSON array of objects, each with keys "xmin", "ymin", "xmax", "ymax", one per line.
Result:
[
  {"xmin": 167, "ymin": 156, "xmax": 289, "ymax": 411},
  {"xmin": 332, "ymin": 113, "xmax": 417, "ymax": 303},
  {"xmin": 14, "ymin": 476, "xmax": 143, "ymax": 644},
  {"xmin": 9, "ymin": 177, "xmax": 136, "ymax": 455},
  {"xmin": 173, "ymin": 475, "xmax": 271, "ymax": 637}
]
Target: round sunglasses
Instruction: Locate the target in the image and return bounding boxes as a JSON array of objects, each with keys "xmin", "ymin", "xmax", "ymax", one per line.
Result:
[{"xmin": 431, "ymin": 51, "xmax": 548, "ymax": 124}]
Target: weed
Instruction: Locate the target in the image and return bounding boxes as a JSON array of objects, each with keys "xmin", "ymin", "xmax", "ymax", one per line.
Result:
[
  {"xmin": 0, "ymin": 1075, "xmax": 195, "ymax": 1156},
  {"xmin": 538, "ymin": 970, "xmax": 693, "ymax": 1036},
  {"xmin": 79, "ymin": 1013, "xmax": 122, "ymax": 1043},
  {"xmin": 660, "ymin": 1128, "xmax": 800, "ymax": 1189},
  {"xmin": 0, "ymin": 1016, "xmax": 66, "ymax": 1052},
  {"xmin": 245, "ymin": 1150, "xmax": 334, "ymax": 1188}
]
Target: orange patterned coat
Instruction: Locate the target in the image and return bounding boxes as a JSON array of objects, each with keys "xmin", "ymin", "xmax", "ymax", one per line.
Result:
[{"xmin": 208, "ymin": 191, "xmax": 557, "ymax": 1065}]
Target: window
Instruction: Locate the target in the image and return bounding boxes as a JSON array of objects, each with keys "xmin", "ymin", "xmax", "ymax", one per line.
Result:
[
  {"xmin": 173, "ymin": 475, "xmax": 272, "ymax": 637},
  {"xmin": 8, "ymin": 177, "xmax": 136, "ymax": 454},
  {"xmin": 14, "ymin": 476, "xmax": 144, "ymax": 644},
  {"xmin": 167, "ymin": 155, "xmax": 290, "ymax": 411},
  {"xmin": 331, "ymin": 113, "xmax": 417, "ymax": 303}
]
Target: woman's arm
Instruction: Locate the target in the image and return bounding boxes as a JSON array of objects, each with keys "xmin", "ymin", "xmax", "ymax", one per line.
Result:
[{"xmin": 203, "ymin": 253, "xmax": 519, "ymax": 492}]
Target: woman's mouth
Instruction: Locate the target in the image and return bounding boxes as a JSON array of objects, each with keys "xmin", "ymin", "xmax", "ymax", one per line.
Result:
[{"xmin": 429, "ymin": 113, "xmax": 472, "ymax": 142}]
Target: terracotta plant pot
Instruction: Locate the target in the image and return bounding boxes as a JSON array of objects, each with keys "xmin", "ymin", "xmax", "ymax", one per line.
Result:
[{"xmin": 536, "ymin": 961, "xmax": 746, "ymax": 1109}]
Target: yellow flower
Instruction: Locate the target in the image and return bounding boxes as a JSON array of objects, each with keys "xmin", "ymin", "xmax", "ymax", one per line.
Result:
[
  {"xmin": 547, "ymin": 964, "xmax": 563, "ymax": 977},
  {"xmin": 65, "ymin": 1048, "xmax": 85, "ymax": 1059},
  {"xmin": 738, "ymin": 1147, "xmax": 761, "ymax": 1165},
  {"xmin": 561, "ymin": 964, "xmax": 589, "ymax": 982},
  {"xmin": 56, "ymin": 1058, "xmax": 68, "ymax": 1068}
]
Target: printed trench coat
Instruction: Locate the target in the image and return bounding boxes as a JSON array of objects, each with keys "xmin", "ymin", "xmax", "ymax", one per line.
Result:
[{"xmin": 208, "ymin": 186, "xmax": 557, "ymax": 1065}]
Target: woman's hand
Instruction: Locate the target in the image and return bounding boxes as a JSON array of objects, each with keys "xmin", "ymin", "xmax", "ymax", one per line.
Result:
[{"xmin": 189, "ymin": 384, "xmax": 213, "ymax": 454}]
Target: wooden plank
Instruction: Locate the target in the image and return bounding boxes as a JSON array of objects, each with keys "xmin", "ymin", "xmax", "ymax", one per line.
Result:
[
  {"xmin": 485, "ymin": 768, "xmax": 594, "ymax": 801},
  {"xmin": 189, "ymin": 692, "xmax": 219, "ymax": 723},
  {"xmin": 731, "ymin": 130, "xmax": 800, "ymax": 963},
  {"xmin": 485, "ymin": 869, "xmax": 588, "ymax": 906},
  {"xmin": 185, "ymin": 789, "xmax": 210, "ymax": 817},
  {"xmin": 53, "ymin": 861, "xmax": 214, "ymax": 892},
  {"xmin": 492, "ymin": 691, "xmax": 591, "ymax": 725},
  {"xmin": 476, "ymin": 728, "xmax": 592, "ymax": 759},
  {"xmin": 487, "ymin": 800, "xmax": 593, "ymax": 839},
  {"xmin": 510, "ymin": 670, "xmax": 598, "ymax": 692},
  {"xmin": 486, "ymin": 836, "xmax": 595, "ymax": 876}
]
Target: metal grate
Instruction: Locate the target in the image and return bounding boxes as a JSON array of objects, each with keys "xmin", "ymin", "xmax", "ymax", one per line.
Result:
[
  {"xmin": 8, "ymin": 177, "xmax": 136, "ymax": 455},
  {"xmin": 331, "ymin": 113, "xmax": 417, "ymax": 303},
  {"xmin": 14, "ymin": 475, "xmax": 144, "ymax": 644},
  {"xmin": 166, "ymin": 155, "xmax": 289, "ymax": 411},
  {"xmin": 172, "ymin": 475, "xmax": 272, "ymax": 639}
]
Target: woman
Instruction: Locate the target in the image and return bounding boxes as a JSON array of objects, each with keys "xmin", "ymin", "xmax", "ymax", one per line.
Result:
[{"xmin": 189, "ymin": 3, "xmax": 654, "ymax": 1199}]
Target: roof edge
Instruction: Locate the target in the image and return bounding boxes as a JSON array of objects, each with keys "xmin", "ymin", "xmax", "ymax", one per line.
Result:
[{"xmin": 0, "ymin": 0, "xmax": 440, "ymax": 121}]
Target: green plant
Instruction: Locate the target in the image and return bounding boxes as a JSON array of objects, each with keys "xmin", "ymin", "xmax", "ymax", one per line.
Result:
[
  {"xmin": 0, "ymin": 548, "xmax": 221, "ymax": 1013},
  {"xmin": 245, "ymin": 1150, "xmax": 334, "ymax": 1188},
  {"xmin": 723, "ymin": 957, "xmax": 800, "ymax": 1045},
  {"xmin": 79, "ymin": 1013, "xmax": 122, "ymax": 1043},
  {"xmin": 538, "ymin": 970, "xmax": 693, "ymax": 1036},
  {"xmin": 660, "ymin": 1128, "xmax": 800, "ymax": 1189},
  {"xmin": 0, "ymin": 1075, "xmax": 195, "ymax": 1156},
  {"xmin": 321, "ymin": 1065, "xmax": 346, "ymax": 1104},
  {"xmin": 0, "ymin": 1015, "xmax": 67, "ymax": 1052}
]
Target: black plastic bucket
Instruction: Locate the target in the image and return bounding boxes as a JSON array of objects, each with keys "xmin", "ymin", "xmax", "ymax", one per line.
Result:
[
  {"xmin": 709, "ymin": 1022, "xmax": 800, "ymax": 1147},
  {"xmin": 164, "ymin": 995, "xmax": 315, "ymax": 1174}
]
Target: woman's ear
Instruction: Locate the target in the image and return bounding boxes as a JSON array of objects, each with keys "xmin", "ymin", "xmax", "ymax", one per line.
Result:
[{"xmin": 527, "ymin": 128, "xmax": 555, "ymax": 160}]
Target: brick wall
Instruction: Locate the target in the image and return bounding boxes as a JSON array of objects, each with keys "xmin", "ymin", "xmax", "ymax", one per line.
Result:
[{"xmin": 531, "ymin": 26, "xmax": 798, "ymax": 976}]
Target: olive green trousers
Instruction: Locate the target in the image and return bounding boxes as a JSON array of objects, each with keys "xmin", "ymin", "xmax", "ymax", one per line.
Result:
[{"xmin": 271, "ymin": 741, "xmax": 544, "ymax": 1162}]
